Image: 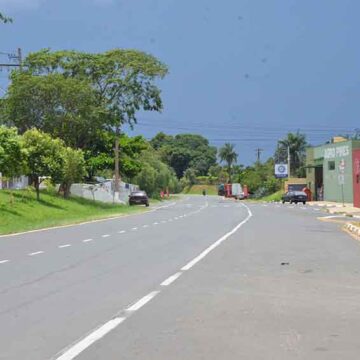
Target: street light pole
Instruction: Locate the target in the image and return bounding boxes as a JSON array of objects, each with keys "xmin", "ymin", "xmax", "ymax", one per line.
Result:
[{"xmin": 287, "ymin": 146, "xmax": 291, "ymax": 178}]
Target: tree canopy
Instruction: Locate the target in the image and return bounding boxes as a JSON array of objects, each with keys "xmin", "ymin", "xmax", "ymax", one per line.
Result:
[
  {"xmin": 151, "ymin": 132, "xmax": 217, "ymax": 178},
  {"xmin": 219, "ymin": 143, "xmax": 238, "ymax": 182},
  {"xmin": 275, "ymin": 132, "xmax": 307, "ymax": 177}
]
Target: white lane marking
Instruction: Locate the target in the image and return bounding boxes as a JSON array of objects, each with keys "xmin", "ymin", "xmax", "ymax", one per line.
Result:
[
  {"xmin": 28, "ymin": 251, "xmax": 44, "ymax": 256},
  {"xmin": 168, "ymin": 219, "xmax": 173, "ymax": 222},
  {"xmin": 153, "ymin": 222, "xmax": 159, "ymax": 225},
  {"xmin": 55, "ymin": 317, "xmax": 125, "ymax": 360},
  {"xmin": 174, "ymin": 217, "xmax": 178, "ymax": 220},
  {"xmin": 58, "ymin": 244, "xmax": 71, "ymax": 249},
  {"xmin": 161, "ymin": 220, "xmax": 167, "ymax": 224},
  {"xmin": 118, "ymin": 230, "xmax": 126, "ymax": 234},
  {"xmin": 321, "ymin": 215, "xmax": 345, "ymax": 219},
  {"xmin": 181, "ymin": 204, "xmax": 252, "ymax": 271},
  {"xmin": 82, "ymin": 239, "xmax": 93, "ymax": 243},
  {"xmin": 131, "ymin": 227, "xmax": 138, "ymax": 231},
  {"xmin": 160, "ymin": 272, "xmax": 182, "ymax": 286},
  {"xmin": 142, "ymin": 225, "xmax": 149, "ymax": 228},
  {"xmin": 102, "ymin": 234, "xmax": 110, "ymax": 238},
  {"xmin": 126, "ymin": 291, "xmax": 160, "ymax": 312},
  {"xmin": 0, "ymin": 260, "xmax": 9, "ymax": 264}
]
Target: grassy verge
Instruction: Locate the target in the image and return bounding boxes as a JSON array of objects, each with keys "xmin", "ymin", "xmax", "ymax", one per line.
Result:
[
  {"xmin": 0, "ymin": 189, "xmax": 150, "ymax": 235},
  {"xmin": 182, "ymin": 185, "xmax": 218, "ymax": 196},
  {"xmin": 250, "ymin": 190, "xmax": 284, "ymax": 202}
]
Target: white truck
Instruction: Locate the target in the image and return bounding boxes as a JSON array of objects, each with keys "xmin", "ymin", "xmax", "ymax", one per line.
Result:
[{"xmin": 231, "ymin": 183, "xmax": 245, "ymax": 199}]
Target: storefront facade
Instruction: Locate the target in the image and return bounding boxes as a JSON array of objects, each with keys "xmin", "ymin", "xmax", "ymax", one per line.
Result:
[{"xmin": 306, "ymin": 140, "xmax": 360, "ymax": 204}]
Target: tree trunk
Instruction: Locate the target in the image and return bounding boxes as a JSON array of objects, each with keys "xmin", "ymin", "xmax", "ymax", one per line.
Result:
[
  {"xmin": 34, "ymin": 176, "xmax": 40, "ymax": 201},
  {"xmin": 228, "ymin": 164, "xmax": 232, "ymax": 183},
  {"xmin": 114, "ymin": 126, "xmax": 121, "ymax": 194}
]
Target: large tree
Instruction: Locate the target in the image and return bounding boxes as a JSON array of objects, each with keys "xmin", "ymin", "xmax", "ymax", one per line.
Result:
[
  {"xmin": 2, "ymin": 73, "xmax": 100, "ymax": 149},
  {"xmin": 219, "ymin": 143, "xmax": 238, "ymax": 182},
  {"xmin": 22, "ymin": 49, "xmax": 168, "ymax": 193},
  {"xmin": 152, "ymin": 133, "xmax": 217, "ymax": 178},
  {"xmin": 275, "ymin": 132, "xmax": 307, "ymax": 177},
  {"xmin": 22, "ymin": 129, "xmax": 65, "ymax": 200}
]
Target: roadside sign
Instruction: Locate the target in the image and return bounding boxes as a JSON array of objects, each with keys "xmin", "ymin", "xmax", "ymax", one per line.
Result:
[
  {"xmin": 275, "ymin": 164, "xmax": 288, "ymax": 178},
  {"xmin": 339, "ymin": 159, "xmax": 345, "ymax": 174}
]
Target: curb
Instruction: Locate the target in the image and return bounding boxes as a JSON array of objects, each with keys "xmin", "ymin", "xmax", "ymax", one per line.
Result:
[{"xmin": 344, "ymin": 222, "xmax": 360, "ymax": 238}]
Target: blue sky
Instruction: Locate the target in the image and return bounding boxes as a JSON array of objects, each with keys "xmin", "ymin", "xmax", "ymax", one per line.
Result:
[{"xmin": 1, "ymin": 0, "xmax": 360, "ymax": 165}]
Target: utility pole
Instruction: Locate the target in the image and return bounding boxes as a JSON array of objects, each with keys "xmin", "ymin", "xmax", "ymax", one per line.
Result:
[
  {"xmin": 255, "ymin": 148, "xmax": 263, "ymax": 163},
  {"xmin": 17, "ymin": 48, "xmax": 22, "ymax": 71},
  {"xmin": 0, "ymin": 48, "xmax": 23, "ymax": 71},
  {"xmin": 287, "ymin": 146, "xmax": 291, "ymax": 178}
]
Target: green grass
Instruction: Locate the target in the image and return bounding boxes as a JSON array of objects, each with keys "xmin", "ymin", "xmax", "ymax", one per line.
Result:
[
  {"xmin": 257, "ymin": 190, "xmax": 284, "ymax": 202},
  {"xmin": 182, "ymin": 184, "xmax": 218, "ymax": 196},
  {"xmin": 0, "ymin": 189, "xmax": 150, "ymax": 235}
]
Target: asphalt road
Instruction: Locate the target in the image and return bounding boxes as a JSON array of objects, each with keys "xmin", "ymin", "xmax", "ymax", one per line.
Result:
[{"xmin": 1, "ymin": 196, "xmax": 360, "ymax": 359}]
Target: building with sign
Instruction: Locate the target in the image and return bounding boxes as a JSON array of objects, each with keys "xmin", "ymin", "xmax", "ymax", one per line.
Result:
[{"xmin": 306, "ymin": 138, "xmax": 360, "ymax": 205}]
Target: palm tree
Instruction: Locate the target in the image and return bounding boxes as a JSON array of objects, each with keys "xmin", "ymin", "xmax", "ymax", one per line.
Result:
[
  {"xmin": 276, "ymin": 132, "xmax": 307, "ymax": 177},
  {"xmin": 219, "ymin": 143, "xmax": 238, "ymax": 182}
]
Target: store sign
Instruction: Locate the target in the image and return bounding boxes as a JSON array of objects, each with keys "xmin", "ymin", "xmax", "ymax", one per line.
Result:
[
  {"xmin": 274, "ymin": 164, "xmax": 288, "ymax": 178},
  {"xmin": 324, "ymin": 145, "xmax": 350, "ymax": 159},
  {"xmin": 338, "ymin": 159, "xmax": 346, "ymax": 174}
]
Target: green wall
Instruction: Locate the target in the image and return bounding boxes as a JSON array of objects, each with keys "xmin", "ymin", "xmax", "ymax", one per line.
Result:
[{"xmin": 318, "ymin": 141, "xmax": 357, "ymax": 203}]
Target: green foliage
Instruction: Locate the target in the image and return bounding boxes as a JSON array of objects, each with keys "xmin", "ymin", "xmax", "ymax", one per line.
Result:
[
  {"xmin": 22, "ymin": 129, "xmax": 65, "ymax": 200},
  {"xmin": 152, "ymin": 132, "xmax": 217, "ymax": 178},
  {"xmin": 84, "ymin": 131, "xmax": 148, "ymax": 180},
  {"xmin": 0, "ymin": 12, "xmax": 12, "ymax": 23},
  {"xmin": 238, "ymin": 158, "xmax": 281, "ymax": 196},
  {"xmin": 219, "ymin": 143, "xmax": 238, "ymax": 182},
  {"xmin": 275, "ymin": 132, "xmax": 307, "ymax": 177},
  {"xmin": 183, "ymin": 168, "xmax": 197, "ymax": 186},
  {"xmin": 0, "ymin": 126, "xmax": 25, "ymax": 177},
  {"xmin": 23, "ymin": 49, "xmax": 168, "ymax": 129},
  {"xmin": 1, "ymin": 72, "xmax": 100, "ymax": 149},
  {"xmin": 133, "ymin": 150, "xmax": 180, "ymax": 197},
  {"xmin": 61, "ymin": 148, "xmax": 86, "ymax": 198}
]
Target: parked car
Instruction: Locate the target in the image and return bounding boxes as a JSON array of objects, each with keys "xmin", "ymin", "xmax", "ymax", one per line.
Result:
[
  {"xmin": 282, "ymin": 191, "xmax": 307, "ymax": 204},
  {"xmin": 129, "ymin": 191, "xmax": 149, "ymax": 207}
]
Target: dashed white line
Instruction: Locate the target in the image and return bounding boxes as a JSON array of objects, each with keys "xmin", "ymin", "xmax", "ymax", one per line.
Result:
[
  {"xmin": 54, "ymin": 317, "xmax": 126, "ymax": 360},
  {"xmin": 118, "ymin": 230, "xmax": 126, "ymax": 234},
  {"xmin": 126, "ymin": 291, "xmax": 160, "ymax": 312},
  {"xmin": 181, "ymin": 204, "xmax": 252, "ymax": 271},
  {"xmin": 0, "ymin": 260, "xmax": 9, "ymax": 264},
  {"xmin": 28, "ymin": 251, "xmax": 44, "ymax": 256},
  {"xmin": 102, "ymin": 234, "xmax": 110, "ymax": 238},
  {"xmin": 142, "ymin": 225, "xmax": 149, "ymax": 228},
  {"xmin": 131, "ymin": 227, "xmax": 138, "ymax": 231},
  {"xmin": 58, "ymin": 244, "xmax": 71, "ymax": 249},
  {"xmin": 153, "ymin": 222, "xmax": 159, "ymax": 225},
  {"xmin": 52, "ymin": 202, "xmax": 252, "ymax": 360},
  {"xmin": 161, "ymin": 220, "xmax": 167, "ymax": 224},
  {"xmin": 160, "ymin": 272, "xmax": 182, "ymax": 286},
  {"xmin": 82, "ymin": 239, "xmax": 93, "ymax": 243}
]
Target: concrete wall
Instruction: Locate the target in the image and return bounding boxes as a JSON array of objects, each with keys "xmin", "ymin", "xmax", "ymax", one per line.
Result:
[
  {"xmin": 70, "ymin": 181, "xmax": 139, "ymax": 204},
  {"xmin": 0, "ymin": 174, "xmax": 29, "ymax": 190}
]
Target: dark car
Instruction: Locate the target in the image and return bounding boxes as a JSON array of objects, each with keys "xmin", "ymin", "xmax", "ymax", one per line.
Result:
[
  {"xmin": 282, "ymin": 191, "xmax": 307, "ymax": 204},
  {"xmin": 129, "ymin": 191, "xmax": 149, "ymax": 207}
]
